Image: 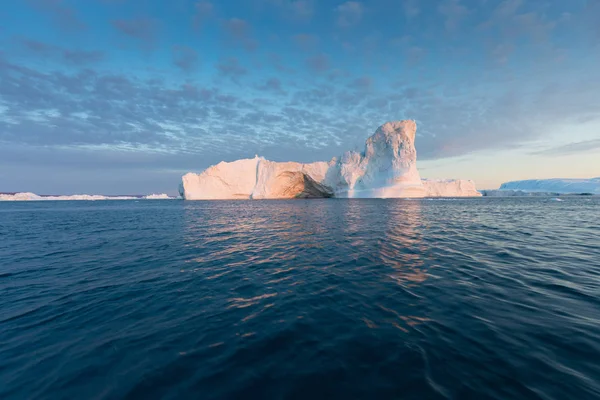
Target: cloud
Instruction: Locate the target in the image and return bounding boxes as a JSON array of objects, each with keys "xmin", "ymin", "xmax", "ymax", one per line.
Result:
[
  {"xmin": 348, "ymin": 76, "xmax": 372, "ymax": 91},
  {"xmin": 2, "ymin": 49, "xmax": 600, "ymax": 193},
  {"xmin": 406, "ymin": 46, "xmax": 426, "ymax": 65},
  {"xmin": 288, "ymin": 0, "xmax": 314, "ymax": 20},
  {"xmin": 3, "ymin": 0, "xmax": 599, "ymax": 195},
  {"xmin": 27, "ymin": 0, "xmax": 86, "ymax": 31},
  {"xmin": 221, "ymin": 18, "xmax": 258, "ymax": 51},
  {"xmin": 389, "ymin": 35, "xmax": 411, "ymax": 48},
  {"xmin": 256, "ymin": 78, "xmax": 286, "ymax": 94},
  {"xmin": 217, "ymin": 57, "xmax": 248, "ymax": 82},
  {"xmin": 267, "ymin": 53, "xmax": 294, "ymax": 73},
  {"xmin": 21, "ymin": 38, "xmax": 52, "ymax": 52},
  {"xmin": 193, "ymin": 1, "xmax": 214, "ymax": 27},
  {"xmin": 63, "ymin": 50, "xmax": 104, "ymax": 64},
  {"xmin": 293, "ymin": 33, "xmax": 319, "ymax": 51},
  {"xmin": 20, "ymin": 38, "xmax": 104, "ymax": 65},
  {"xmin": 0, "ymin": 60, "xmax": 243, "ymax": 153},
  {"xmin": 438, "ymin": 0, "xmax": 469, "ymax": 32},
  {"xmin": 479, "ymin": 1, "xmax": 556, "ymax": 44},
  {"xmin": 494, "ymin": 0, "xmax": 522, "ymax": 18},
  {"xmin": 172, "ymin": 46, "xmax": 199, "ymax": 72},
  {"xmin": 512, "ymin": 12, "xmax": 556, "ymax": 42},
  {"xmin": 4, "ymin": 1, "xmax": 600, "ymax": 173},
  {"xmin": 402, "ymin": 0, "xmax": 420, "ymax": 19},
  {"xmin": 490, "ymin": 43, "xmax": 514, "ymax": 64},
  {"xmin": 584, "ymin": 1, "xmax": 600, "ymax": 40},
  {"xmin": 111, "ymin": 18, "xmax": 160, "ymax": 45},
  {"xmin": 306, "ymin": 53, "xmax": 330, "ymax": 72},
  {"xmin": 0, "ymin": 58, "xmax": 354, "ymax": 169},
  {"xmin": 266, "ymin": 0, "xmax": 314, "ymax": 20},
  {"xmin": 532, "ymin": 139, "xmax": 600, "ymax": 156},
  {"xmin": 328, "ymin": 69, "xmax": 350, "ymax": 81},
  {"xmin": 222, "ymin": 17, "xmax": 248, "ymax": 38},
  {"xmin": 335, "ymin": 1, "xmax": 363, "ymax": 27}
]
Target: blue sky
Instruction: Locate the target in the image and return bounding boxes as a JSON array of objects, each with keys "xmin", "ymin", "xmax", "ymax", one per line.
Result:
[{"xmin": 1, "ymin": 0, "xmax": 599, "ymax": 194}]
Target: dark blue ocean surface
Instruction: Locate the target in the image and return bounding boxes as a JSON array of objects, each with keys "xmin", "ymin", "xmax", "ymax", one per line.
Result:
[{"xmin": 1, "ymin": 198, "xmax": 599, "ymax": 399}]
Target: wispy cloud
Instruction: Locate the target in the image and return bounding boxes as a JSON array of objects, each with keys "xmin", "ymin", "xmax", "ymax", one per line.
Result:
[
  {"xmin": 306, "ymin": 53, "xmax": 330, "ymax": 72},
  {"xmin": 438, "ymin": 0, "xmax": 469, "ymax": 32},
  {"xmin": 193, "ymin": 1, "xmax": 214, "ymax": 27},
  {"xmin": 532, "ymin": 139, "xmax": 600, "ymax": 156},
  {"xmin": 112, "ymin": 18, "xmax": 161, "ymax": 47},
  {"xmin": 20, "ymin": 38, "xmax": 104, "ymax": 65},
  {"xmin": 217, "ymin": 57, "xmax": 248, "ymax": 82},
  {"xmin": 335, "ymin": 1, "xmax": 363, "ymax": 27},
  {"xmin": 221, "ymin": 18, "xmax": 258, "ymax": 51},
  {"xmin": 494, "ymin": 0, "xmax": 522, "ymax": 18},
  {"xmin": 256, "ymin": 78, "xmax": 286, "ymax": 94},
  {"xmin": 266, "ymin": 0, "xmax": 314, "ymax": 20},
  {"xmin": 293, "ymin": 33, "xmax": 319, "ymax": 51},
  {"xmin": 172, "ymin": 46, "xmax": 199, "ymax": 72},
  {"xmin": 27, "ymin": 0, "xmax": 86, "ymax": 31},
  {"xmin": 403, "ymin": 0, "xmax": 420, "ymax": 19},
  {"xmin": 347, "ymin": 76, "xmax": 372, "ymax": 91}
]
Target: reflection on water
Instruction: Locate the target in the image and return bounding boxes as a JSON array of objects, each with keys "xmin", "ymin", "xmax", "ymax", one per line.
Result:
[
  {"xmin": 380, "ymin": 200, "xmax": 429, "ymax": 286},
  {"xmin": 2, "ymin": 198, "xmax": 600, "ymax": 399},
  {"xmin": 181, "ymin": 199, "xmax": 437, "ymax": 340}
]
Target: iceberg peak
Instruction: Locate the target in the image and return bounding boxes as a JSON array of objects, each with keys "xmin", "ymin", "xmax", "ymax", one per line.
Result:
[{"xmin": 375, "ymin": 120, "xmax": 417, "ymax": 143}]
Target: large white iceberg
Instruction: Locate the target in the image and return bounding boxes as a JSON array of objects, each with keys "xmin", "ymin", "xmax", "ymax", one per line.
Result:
[
  {"xmin": 180, "ymin": 120, "xmax": 481, "ymax": 199},
  {"xmin": 499, "ymin": 178, "xmax": 600, "ymax": 194}
]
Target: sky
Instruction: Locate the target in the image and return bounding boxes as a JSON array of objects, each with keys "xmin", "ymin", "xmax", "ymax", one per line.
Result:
[{"xmin": 1, "ymin": 0, "xmax": 599, "ymax": 195}]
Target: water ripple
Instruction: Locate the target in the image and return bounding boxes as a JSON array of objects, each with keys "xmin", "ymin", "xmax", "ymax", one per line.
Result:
[{"xmin": 0, "ymin": 198, "xmax": 599, "ymax": 399}]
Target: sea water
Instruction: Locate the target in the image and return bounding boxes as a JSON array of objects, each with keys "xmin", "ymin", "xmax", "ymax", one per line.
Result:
[{"xmin": 1, "ymin": 198, "xmax": 599, "ymax": 399}]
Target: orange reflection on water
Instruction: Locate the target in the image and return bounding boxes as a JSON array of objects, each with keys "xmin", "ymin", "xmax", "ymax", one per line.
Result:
[{"xmin": 380, "ymin": 200, "xmax": 430, "ymax": 287}]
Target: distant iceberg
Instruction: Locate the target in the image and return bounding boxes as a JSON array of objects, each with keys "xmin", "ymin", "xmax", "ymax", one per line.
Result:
[
  {"xmin": 479, "ymin": 190, "xmax": 559, "ymax": 197},
  {"xmin": 0, "ymin": 192, "xmax": 175, "ymax": 201},
  {"xmin": 180, "ymin": 121, "xmax": 481, "ymax": 200},
  {"xmin": 143, "ymin": 193, "xmax": 173, "ymax": 200},
  {"xmin": 497, "ymin": 178, "xmax": 600, "ymax": 195}
]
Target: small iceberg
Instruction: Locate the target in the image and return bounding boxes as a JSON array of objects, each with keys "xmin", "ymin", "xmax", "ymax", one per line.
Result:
[{"xmin": 0, "ymin": 192, "xmax": 175, "ymax": 201}]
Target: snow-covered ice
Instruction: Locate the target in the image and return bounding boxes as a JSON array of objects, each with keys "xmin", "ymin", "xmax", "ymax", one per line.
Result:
[
  {"xmin": 422, "ymin": 179, "xmax": 480, "ymax": 198},
  {"xmin": 499, "ymin": 178, "xmax": 600, "ymax": 194},
  {"xmin": 0, "ymin": 192, "xmax": 175, "ymax": 201},
  {"xmin": 144, "ymin": 193, "xmax": 173, "ymax": 199},
  {"xmin": 180, "ymin": 120, "xmax": 482, "ymax": 200},
  {"xmin": 479, "ymin": 190, "xmax": 557, "ymax": 197},
  {"xmin": 181, "ymin": 157, "xmax": 264, "ymax": 200}
]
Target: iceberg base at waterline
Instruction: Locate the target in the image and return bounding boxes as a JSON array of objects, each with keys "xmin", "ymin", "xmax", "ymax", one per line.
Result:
[{"xmin": 180, "ymin": 120, "xmax": 482, "ymax": 200}]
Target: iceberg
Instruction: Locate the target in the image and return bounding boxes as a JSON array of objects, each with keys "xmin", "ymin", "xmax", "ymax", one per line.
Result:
[
  {"xmin": 143, "ymin": 193, "xmax": 174, "ymax": 199},
  {"xmin": 499, "ymin": 178, "xmax": 600, "ymax": 194},
  {"xmin": 252, "ymin": 160, "xmax": 334, "ymax": 199},
  {"xmin": 423, "ymin": 179, "xmax": 480, "ymax": 197},
  {"xmin": 0, "ymin": 192, "xmax": 175, "ymax": 201},
  {"xmin": 479, "ymin": 190, "xmax": 560, "ymax": 197},
  {"xmin": 180, "ymin": 120, "xmax": 482, "ymax": 200}
]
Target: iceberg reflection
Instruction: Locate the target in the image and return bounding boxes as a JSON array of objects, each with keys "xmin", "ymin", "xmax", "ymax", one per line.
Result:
[{"xmin": 380, "ymin": 200, "xmax": 429, "ymax": 286}]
